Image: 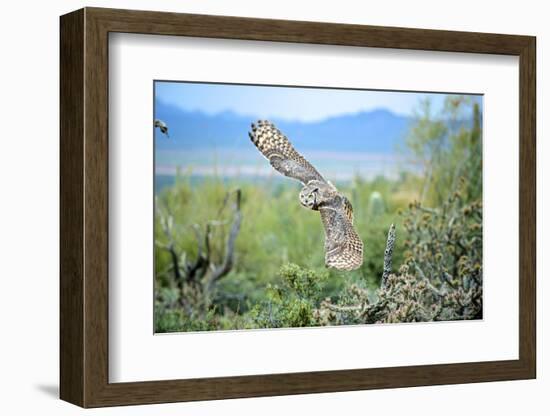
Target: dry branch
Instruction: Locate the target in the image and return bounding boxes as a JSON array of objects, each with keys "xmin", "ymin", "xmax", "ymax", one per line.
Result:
[{"xmin": 155, "ymin": 188, "xmax": 242, "ymax": 315}]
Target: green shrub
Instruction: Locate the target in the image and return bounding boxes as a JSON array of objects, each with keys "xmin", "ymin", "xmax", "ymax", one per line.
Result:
[
  {"xmin": 249, "ymin": 263, "xmax": 328, "ymax": 328},
  {"xmin": 316, "ymin": 182, "xmax": 482, "ymax": 325}
]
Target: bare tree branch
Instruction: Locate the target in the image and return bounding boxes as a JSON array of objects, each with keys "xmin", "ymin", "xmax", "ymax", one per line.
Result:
[
  {"xmin": 156, "ymin": 188, "xmax": 243, "ymax": 316},
  {"xmin": 185, "ymin": 224, "xmax": 206, "ymax": 282},
  {"xmin": 209, "ymin": 190, "xmax": 242, "ymax": 286}
]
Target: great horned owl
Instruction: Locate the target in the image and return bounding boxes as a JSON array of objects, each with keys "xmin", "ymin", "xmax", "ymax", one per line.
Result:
[{"xmin": 249, "ymin": 120, "xmax": 363, "ymax": 271}]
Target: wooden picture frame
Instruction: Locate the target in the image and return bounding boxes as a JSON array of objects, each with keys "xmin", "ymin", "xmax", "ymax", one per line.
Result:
[{"xmin": 60, "ymin": 7, "xmax": 536, "ymax": 408}]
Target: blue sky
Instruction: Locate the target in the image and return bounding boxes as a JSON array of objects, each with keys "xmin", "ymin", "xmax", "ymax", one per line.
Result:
[{"xmin": 155, "ymin": 81, "xmax": 479, "ymax": 123}]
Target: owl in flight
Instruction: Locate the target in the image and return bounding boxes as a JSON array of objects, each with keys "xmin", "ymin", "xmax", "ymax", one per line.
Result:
[{"xmin": 249, "ymin": 120, "xmax": 364, "ymax": 271}]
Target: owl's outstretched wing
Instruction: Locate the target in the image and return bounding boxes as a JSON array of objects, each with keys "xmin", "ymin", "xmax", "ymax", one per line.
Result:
[
  {"xmin": 319, "ymin": 200, "xmax": 363, "ymax": 271},
  {"xmin": 249, "ymin": 120, "xmax": 326, "ymax": 185}
]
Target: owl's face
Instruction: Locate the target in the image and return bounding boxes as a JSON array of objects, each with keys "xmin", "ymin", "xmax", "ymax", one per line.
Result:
[
  {"xmin": 299, "ymin": 186, "xmax": 319, "ymax": 209},
  {"xmin": 299, "ymin": 180, "xmax": 329, "ymax": 210}
]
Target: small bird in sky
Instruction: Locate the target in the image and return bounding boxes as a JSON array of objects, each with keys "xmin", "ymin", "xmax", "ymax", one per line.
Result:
[{"xmin": 154, "ymin": 119, "xmax": 170, "ymax": 138}]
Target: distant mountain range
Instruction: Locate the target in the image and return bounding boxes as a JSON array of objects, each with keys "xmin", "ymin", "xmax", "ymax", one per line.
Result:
[
  {"xmin": 154, "ymin": 100, "xmax": 412, "ymax": 154},
  {"xmin": 154, "ymin": 101, "xmax": 474, "ymax": 185}
]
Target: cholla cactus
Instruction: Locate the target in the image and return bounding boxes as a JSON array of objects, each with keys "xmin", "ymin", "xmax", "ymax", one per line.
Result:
[{"xmin": 381, "ymin": 224, "xmax": 396, "ymax": 287}]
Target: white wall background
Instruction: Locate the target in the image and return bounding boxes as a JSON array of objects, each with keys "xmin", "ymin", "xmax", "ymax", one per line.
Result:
[{"xmin": 0, "ymin": 0, "xmax": 546, "ymax": 414}]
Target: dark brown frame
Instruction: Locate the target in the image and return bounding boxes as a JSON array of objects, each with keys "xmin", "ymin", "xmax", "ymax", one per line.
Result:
[{"xmin": 60, "ymin": 7, "xmax": 536, "ymax": 408}]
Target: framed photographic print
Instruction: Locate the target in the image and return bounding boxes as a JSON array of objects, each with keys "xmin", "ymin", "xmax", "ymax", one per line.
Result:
[{"xmin": 60, "ymin": 7, "xmax": 536, "ymax": 407}]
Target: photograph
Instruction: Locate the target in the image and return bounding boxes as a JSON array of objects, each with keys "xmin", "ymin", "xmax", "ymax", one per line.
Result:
[{"xmin": 153, "ymin": 81, "xmax": 483, "ymax": 333}]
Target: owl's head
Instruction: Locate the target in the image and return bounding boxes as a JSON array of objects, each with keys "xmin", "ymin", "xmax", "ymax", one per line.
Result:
[
  {"xmin": 299, "ymin": 187, "xmax": 318, "ymax": 209},
  {"xmin": 299, "ymin": 180, "xmax": 328, "ymax": 210}
]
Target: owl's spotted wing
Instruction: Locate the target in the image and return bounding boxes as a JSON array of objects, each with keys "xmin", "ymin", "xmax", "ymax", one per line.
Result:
[
  {"xmin": 249, "ymin": 120, "xmax": 326, "ymax": 185},
  {"xmin": 342, "ymin": 196, "xmax": 354, "ymax": 224},
  {"xmin": 319, "ymin": 200, "xmax": 363, "ymax": 271}
]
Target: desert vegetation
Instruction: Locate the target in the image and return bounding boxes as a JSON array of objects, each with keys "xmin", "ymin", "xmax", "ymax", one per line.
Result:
[{"xmin": 154, "ymin": 96, "xmax": 482, "ymax": 332}]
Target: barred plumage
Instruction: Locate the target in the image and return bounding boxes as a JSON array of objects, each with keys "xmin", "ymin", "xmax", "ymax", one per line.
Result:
[
  {"xmin": 249, "ymin": 120, "xmax": 325, "ymax": 185},
  {"xmin": 249, "ymin": 120, "xmax": 364, "ymax": 271}
]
